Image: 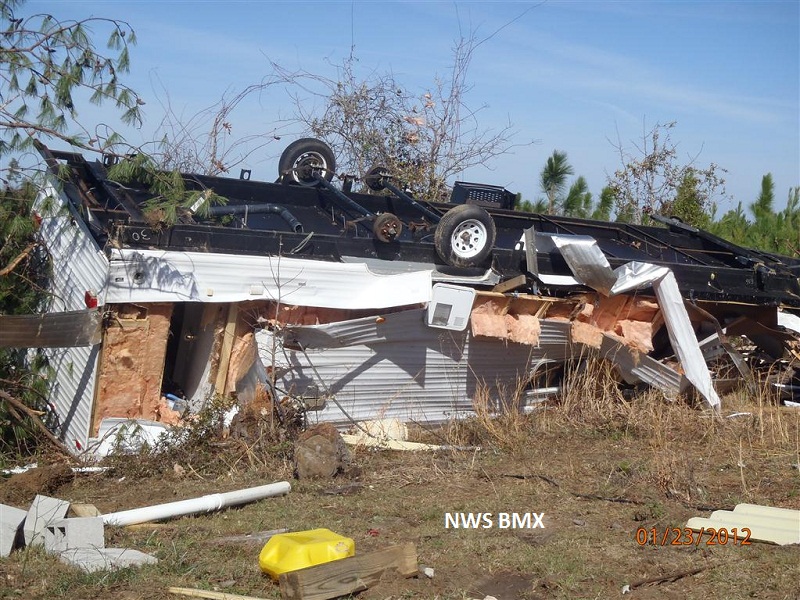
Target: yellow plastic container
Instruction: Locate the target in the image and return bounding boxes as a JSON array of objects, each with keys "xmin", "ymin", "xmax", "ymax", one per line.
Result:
[{"xmin": 259, "ymin": 528, "xmax": 355, "ymax": 579}]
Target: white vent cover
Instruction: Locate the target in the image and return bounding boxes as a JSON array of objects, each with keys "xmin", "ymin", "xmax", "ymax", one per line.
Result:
[{"xmin": 426, "ymin": 283, "xmax": 476, "ymax": 331}]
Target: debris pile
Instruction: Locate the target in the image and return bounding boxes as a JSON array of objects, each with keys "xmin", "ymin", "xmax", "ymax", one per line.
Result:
[
  {"xmin": 0, "ymin": 481, "xmax": 290, "ymax": 572},
  {"xmin": 0, "ymin": 139, "xmax": 796, "ymax": 454}
]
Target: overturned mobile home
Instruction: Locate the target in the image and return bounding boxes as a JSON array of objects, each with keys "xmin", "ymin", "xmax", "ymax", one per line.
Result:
[{"xmin": 9, "ymin": 138, "xmax": 800, "ymax": 452}]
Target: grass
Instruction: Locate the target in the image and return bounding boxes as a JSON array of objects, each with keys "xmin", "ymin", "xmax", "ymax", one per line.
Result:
[{"xmin": 1, "ymin": 359, "xmax": 799, "ymax": 599}]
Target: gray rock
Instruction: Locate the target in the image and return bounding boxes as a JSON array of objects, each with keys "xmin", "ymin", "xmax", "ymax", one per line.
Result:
[{"xmin": 294, "ymin": 423, "xmax": 351, "ymax": 479}]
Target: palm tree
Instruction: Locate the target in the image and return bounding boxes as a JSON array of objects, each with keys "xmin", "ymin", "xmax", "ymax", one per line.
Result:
[{"xmin": 540, "ymin": 150, "xmax": 574, "ymax": 214}]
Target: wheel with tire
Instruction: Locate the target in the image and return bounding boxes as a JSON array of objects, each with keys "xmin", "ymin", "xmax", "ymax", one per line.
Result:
[
  {"xmin": 364, "ymin": 165, "xmax": 390, "ymax": 192},
  {"xmin": 434, "ymin": 204, "xmax": 496, "ymax": 267},
  {"xmin": 372, "ymin": 212, "xmax": 403, "ymax": 243},
  {"xmin": 278, "ymin": 138, "xmax": 336, "ymax": 186}
]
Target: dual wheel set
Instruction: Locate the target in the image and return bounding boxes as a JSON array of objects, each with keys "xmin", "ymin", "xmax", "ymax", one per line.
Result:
[{"xmin": 278, "ymin": 138, "xmax": 497, "ymax": 268}]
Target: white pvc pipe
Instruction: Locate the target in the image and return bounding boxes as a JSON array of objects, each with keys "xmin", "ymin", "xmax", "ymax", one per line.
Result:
[{"xmin": 102, "ymin": 481, "xmax": 291, "ymax": 526}]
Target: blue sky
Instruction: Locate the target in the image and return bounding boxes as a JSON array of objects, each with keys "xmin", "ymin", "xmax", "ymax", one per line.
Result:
[{"xmin": 38, "ymin": 1, "xmax": 800, "ymax": 213}]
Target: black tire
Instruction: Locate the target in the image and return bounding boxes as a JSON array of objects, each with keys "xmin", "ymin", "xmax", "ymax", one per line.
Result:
[
  {"xmin": 372, "ymin": 212, "xmax": 403, "ymax": 243},
  {"xmin": 434, "ymin": 204, "xmax": 496, "ymax": 267},
  {"xmin": 364, "ymin": 165, "xmax": 389, "ymax": 192},
  {"xmin": 278, "ymin": 138, "xmax": 336, "ymax": 186}
]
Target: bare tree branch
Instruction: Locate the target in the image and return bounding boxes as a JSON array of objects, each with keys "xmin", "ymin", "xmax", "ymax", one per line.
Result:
[
  {"xmin": 268, "ymin": 32, "xmax": 525, "ymax": 199},
  {"xmin": 148, "ymin": 76, "xmax": 288, "ymax": 175},
  {"xmin": 607, "ymin": 120, "xmax": 726, "ymax": 223},
  {"xmin": 0, "ymin": 389, "xmax": 70, "ymax": 456},
  {"xmin": 0, "ymin": 241, "xmax": 36, "ymax": 276}
]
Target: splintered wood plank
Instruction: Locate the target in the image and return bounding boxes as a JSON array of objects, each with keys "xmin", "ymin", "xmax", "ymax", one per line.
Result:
[
  {"xmin": 167, "ymin": 587, "xmax": 267, "ymax": 600},
  {"xmin": 278, "ymin": 543, "xmax": 417, "ymax": 600},
  {"xmin": 214, "ymin": 303, "xmax": 239, "ymax": 394}
]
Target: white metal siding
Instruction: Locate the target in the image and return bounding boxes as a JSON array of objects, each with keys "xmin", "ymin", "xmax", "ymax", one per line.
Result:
[
  {"xmin": 257, "ymin": 309, "xmax": 573, "ymax": 426},
  {"xmin": 107, "ymin": 249, "xmax": 432, "ymax": 309},
  {"xmin": 35, "ymin": 182, "xmax": 108, "ymax": 451}
]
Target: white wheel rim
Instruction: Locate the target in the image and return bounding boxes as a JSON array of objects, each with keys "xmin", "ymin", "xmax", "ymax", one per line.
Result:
[
  {"xmin": 450, "ymin": 219, "xmax": 487, "ymax": 259},
  {"xmin": 292, "ymin": 151, "xmax": 328, "ymax": 184}
]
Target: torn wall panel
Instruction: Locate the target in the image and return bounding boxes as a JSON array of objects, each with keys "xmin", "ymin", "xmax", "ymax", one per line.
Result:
[
  {"xmin": 550, "ymin": 234, "xmax": 617, "ymax": 296},
  {"xmin": 600, "ymin": 334, "xmax": 686, "ymax": 395},
  {"xmin": 653, "ymin": 272, "xmax": 721, "ymax": 409},
  {"xmin": 0, "ymin": 309, "xmax": 101, "ymax": 348},
  {"xmin": 256, "ymin": 309, "xmax": 573, "ymax": 426},
  {"xmin": 93, "ymin": 303, "xmax": 178, "ymax": 435},
  {"xmin": 531, "ymin": 231, "xmax": 721, "ymax": 409},
  {"xmin": 211, "ymin": 302, "xmax": 430, "ymax": 411},
  {"xmin": 45, "ymin": 345, "xmax": 101, "ymax": 452},
  {"xmin": 33, "ymin": 182, "xmax": 109, "ymax": 452},
  {"xmin": 36, "ymin": 181, "xmax": 110, "ymax": 312}
]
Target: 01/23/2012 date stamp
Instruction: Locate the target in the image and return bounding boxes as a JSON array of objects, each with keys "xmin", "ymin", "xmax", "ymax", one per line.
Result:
[{"xmin": 635, "ymin": 527, "xmax": 751, "ymax": 546}]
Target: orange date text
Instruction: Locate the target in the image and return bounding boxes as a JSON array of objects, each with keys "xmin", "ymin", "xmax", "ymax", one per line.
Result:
[{"xmin": 635, "ymin": 527, "xmax": 751, "ymax": 546}]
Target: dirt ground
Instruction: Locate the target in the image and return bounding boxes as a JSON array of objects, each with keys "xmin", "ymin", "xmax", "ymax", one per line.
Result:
[{"xmin": 1, "ymin": 398, "xmax": 799, "ymax": 600}]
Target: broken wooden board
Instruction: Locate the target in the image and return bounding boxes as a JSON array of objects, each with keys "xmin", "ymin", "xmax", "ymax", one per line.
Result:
[
  {"xmin": 278, "ymin": 543, "xmax": 417, "ymax": 600},
  {"xmin": 340, "ymin": 435, "xmax": 444, "ymax": 451},
  {"xmin": 168, "ymin": 587, "xmax": 267, "ymax": 600}
]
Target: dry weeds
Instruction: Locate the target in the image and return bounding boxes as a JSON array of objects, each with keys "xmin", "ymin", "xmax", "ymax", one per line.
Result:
[{"xmin": 1, "ymin": 361, "xmax": 798, "ymax": 600}]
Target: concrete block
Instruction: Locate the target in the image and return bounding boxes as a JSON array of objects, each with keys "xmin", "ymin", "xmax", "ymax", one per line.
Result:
[
  {"xmin": 23, "ymin": 495, "xmax": 69, "ymax": 547},
  {"xmin": 1, "ymin": 504, "xmax": 27, "ymax": 557},
  {"xmin": 59, "ymin": 547, "xmax": 158, "ymax": 573},
  {"xmin": 45, "ymin": 516, "xmax": 104, "ymax": 554}
]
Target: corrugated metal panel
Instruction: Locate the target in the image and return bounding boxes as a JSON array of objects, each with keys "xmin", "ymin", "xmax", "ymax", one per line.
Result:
[
  {"xmin": 36, "ymin": 182, "xmax": 110, "ymax": 312},
  {"xmin": 653, "ymin": 272, "xmax": 720, "ymax": 408},
  {"xmin": 35, "ymin": 182, "xmax": 108, "ymax": 452},
  {"xmin": 687, "ymin": 503, "xmax": 800, "ymax": 546},
  {"xmin": 0, "ymin": 309, "xmax": 101, "ymax": 347},
  {"xmin": 107, "ymin": 249, "xmax": 432, "ymax": 309},
  {"xmin": 257, "ymin": 309, "xmax": 573, "ymax": 426},
  {"xmin": 600, "ymin": 334, "xmax": 685, "ymax": 395},
  {"xmin": 44, "ymin": 344, "xmax": 102, "ymax": 451}
]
